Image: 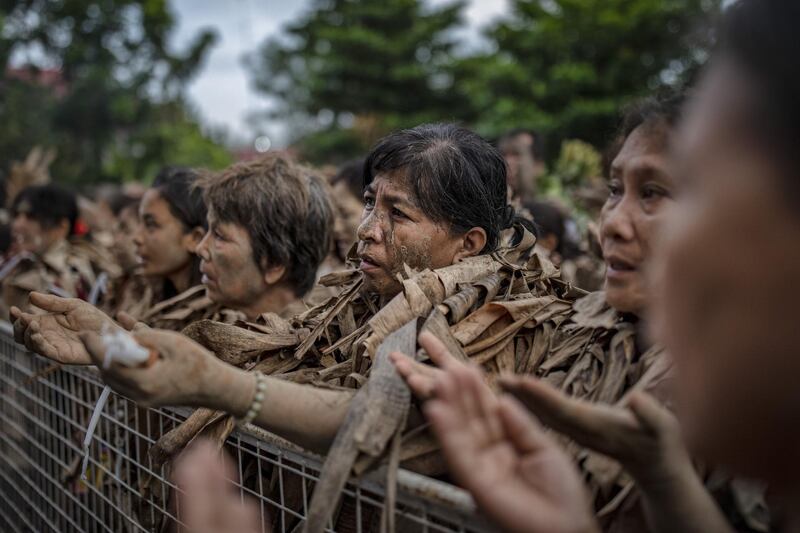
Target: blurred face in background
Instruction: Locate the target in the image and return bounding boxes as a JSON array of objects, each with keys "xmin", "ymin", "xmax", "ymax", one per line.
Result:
[
  {"xmin": 652, "ymin": 62, "xmax": 800, "ymax": 484},
  {"xmin": 111, "ymin": 204, "xmax": 140, "ymax": 273},
  {"xmin": 11, "ymin": 211, "xmax": 68, "ymax": 255},
  {"xmin": 499, "ymin": 132, "xmax": 539, "ymax": 200},
  {"xmin": 600, "ymin": 123, "xmax": 677, "ymax": 315},
  {"xmin": 133, "ymin": 189, "xmax": 199, "ymax": 278}
]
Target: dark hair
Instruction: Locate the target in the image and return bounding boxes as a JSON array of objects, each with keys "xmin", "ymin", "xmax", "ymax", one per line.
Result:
[
  {"xmin": 107, "ymin": 192, "xmax": 139, "ymax": 217},
  {"xmin": 497, "ymin": 128, "xmax": 546, "ymax": 162},
  {"xmin": 331, "ymin": 158, "xmax": 365, "ymax": 199},
  {"xmin": 200, "ymin": 154, "xmax": 334, "ymax": 297},
  {"xmin": 152, "ymin": 167, "xmax": 208, "ymax": 232},
  {"xmin": 525, "ymin": 200, "xmax": 565, "ymax": 255},
  {"xmin": 604, "ymin": 91, "xmax": 687, "ymax": 176},
  {"xmin": 718, "ymin": 0, "xmax": 800, "ymax": 203},
  {"xmin": 363, "ymin": 123, "xmax": 519, "ymax": 253},
  {"xmin": 12, "ymin": 184, "xmax": 79, "ymax": 235}
]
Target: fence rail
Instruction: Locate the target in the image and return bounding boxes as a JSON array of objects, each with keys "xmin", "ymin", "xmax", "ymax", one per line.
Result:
[{"xmin": 0, "ymin": 322, "xmax": 489, "ymax": 532}]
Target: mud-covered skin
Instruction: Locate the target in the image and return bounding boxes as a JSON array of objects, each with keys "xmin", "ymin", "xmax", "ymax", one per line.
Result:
[
  {"xmin": 196, "ymin": 211, "xmax": 274, "ymax": 316},
  {"xmin": 356, "ymin": 171, "xmax": 465, "ymax": 298}
]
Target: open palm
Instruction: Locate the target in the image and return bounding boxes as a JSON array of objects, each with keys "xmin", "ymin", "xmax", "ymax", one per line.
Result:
[
  {"xmin": 12, "ymin": 292, "xmax": 117, "ymax": 365},
  {"xmin": 419, "ymin": 335, "xmax": 597, "ymax": 533}
]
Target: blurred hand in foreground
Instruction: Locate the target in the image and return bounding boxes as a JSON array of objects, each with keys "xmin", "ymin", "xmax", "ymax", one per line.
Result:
[
  {"xmin": 173, "ymin": 439, "xmax": 262, "ymax": 533},
  {"xmin": 408, "ymin": 332, "xmax": 597, "ymax": 533},
  {"xmin": 499, "ymin": 376, "xmax": 733, "ymax": 533}
]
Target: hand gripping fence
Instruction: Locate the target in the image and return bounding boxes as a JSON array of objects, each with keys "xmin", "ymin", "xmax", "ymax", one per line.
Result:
[{"xmin": 0, "ymin": 321, "xmax": 492, "ymax": 533}]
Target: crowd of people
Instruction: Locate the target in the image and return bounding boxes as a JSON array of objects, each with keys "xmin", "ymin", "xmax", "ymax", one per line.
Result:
[{"xmin": 2, "ymin": 0, "xmax": 799, "ymax": 531}]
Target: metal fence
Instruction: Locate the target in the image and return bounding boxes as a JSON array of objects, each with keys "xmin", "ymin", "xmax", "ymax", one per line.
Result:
[{"xmin": 0, "ymin": 322, "xmax": 490, "ymax": 533}]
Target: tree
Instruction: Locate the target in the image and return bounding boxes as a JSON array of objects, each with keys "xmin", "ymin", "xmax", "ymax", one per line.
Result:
[
  {"xmin": 0, "ymin": 0, "xmax": 229, "ymax": 185},
  {"xmin": 247, "ymin": 0, "xmax": 468, "ymax": 163},
  {"xmin": 453, "ymin": 0, "xmax": 722, "ymax": 152}
]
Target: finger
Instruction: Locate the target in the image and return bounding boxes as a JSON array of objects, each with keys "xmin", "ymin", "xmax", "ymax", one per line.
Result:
[
  {"xmin": 501, "ymin": 375, "xmax": 637, "ymax": 451},
  {"xmin": 627, "ymin": 392, "xmax": 677, "ymax": 435},
  {"xmin": 29, "ymin": 292, "xmax": 77, "ymax": 313},
  {"xmin": 116, "ymin": 311, "xmax": 140, "ymax": 331},
  {"xmin": 12, "ymin": 315, "xmax": 26, "ymax": 345},
  {"xmin": 80, "ymin": 331, "xmax": 107, "ymax": 367},
  {"xmin": 418, "ymin": 331, "xmax": 459, "ymax": 370},
  {"xmin": 496, "ymin": 395, "xmax": 552, "ymax": 453},
  {"xmin": 391, "ymin": 352, "xmax": 437, "ymax": 399},
  {"xmin": 424, "ymin": 399, "xmax": 482, "ymax": 482},
  {"xmin": 462, "ymin": 365, "xmax": 504, "ymax": 444},
  {"xmin": 451, "ymin": 365, "xmax": 482, "ymax": 422}
]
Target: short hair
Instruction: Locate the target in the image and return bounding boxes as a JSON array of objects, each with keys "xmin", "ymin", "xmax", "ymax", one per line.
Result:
[
  {"xmin": 497, "ymin": 128, "xmax": 546, "ymax": 162},
  {"xmin": 152, "ymin": 167, "xmax": 207, "ymax": 232},
  {"xmin": 364, "ymin": 123, "xmax": 517, "ymax": 253},
  {"xmin": 200, "ymin": 154, "xmax": 334, "ymax": 297},
  {"xmin": 12, "ymin": 184, "xmax": 79, "ymax": 235}
]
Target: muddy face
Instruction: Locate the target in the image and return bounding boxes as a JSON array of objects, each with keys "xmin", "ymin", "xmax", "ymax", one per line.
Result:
[
  {"xmin": 196, "ymin": 213, "xmax": 269, "ymax": 313},
  {"xmin": 600, "ymin": 124, "xmax": 676, "ymax": 315},
  {"xmin": 356, "ymin": 171, "xmax": 467, "ymax": 298}
]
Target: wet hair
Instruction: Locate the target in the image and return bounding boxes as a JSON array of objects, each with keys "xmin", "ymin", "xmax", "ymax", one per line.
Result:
[
  {"xmin": 364, "ymin": 123, "xmax": 525, "ymax": 253},
  {"xmin": 331, "ymin": 158, "xmax": 365, "ymax": 200},
  {"xmin": 718, "ymin": 0, "xmax": 800, "ymax": 204},
  {"xmin": 497, "ymin": 128, "xmax": 546, "ymax": 162},
  {"xmin": 604, "ymin": 91, "xmax": 686, "ymax": 176},
  {"xmin": 200, "ymin": 154, "xmax": 334, "ymax": 297},
  {"xmin": 152, "ymin": 167, "xmax": 208, "ymax": 232},
  {"xmin": 12, "ymin": 184, "xmax": 79, "ymax": 235}
]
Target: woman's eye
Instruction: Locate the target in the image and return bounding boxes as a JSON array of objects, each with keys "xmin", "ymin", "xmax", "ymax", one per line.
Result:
[
  {"xmin": 642, "ymin": 185, "xmax": 669, "ymax": 200},
  {"xmin": 607, "ymin": 181, "xmax": 622, "ymax": 197},
  {"xmin": 364, "ymin": 197, "xmax": 375, "ymax": 208},
  {"xmin": 391, "ymin": 208, "xmax": 408, "ymax": 219}
]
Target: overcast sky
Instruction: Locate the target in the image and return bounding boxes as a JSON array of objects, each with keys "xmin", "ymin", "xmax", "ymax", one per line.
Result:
[{"xmin": 170, "ymin": 0, "xmax": 510, "ymax": 149}]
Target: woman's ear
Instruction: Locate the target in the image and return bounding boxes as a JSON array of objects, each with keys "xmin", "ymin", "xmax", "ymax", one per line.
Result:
[
  {"xmin": 261, "ymin": 262, "xmax": 286, "ymax": 287},
  {"xmin": 183, "ymin": 226, "xmax": 206, "ymax": 253},
  {"xmin": 452, "ymin": 227, "xmax": 487, "ymax": 262}
]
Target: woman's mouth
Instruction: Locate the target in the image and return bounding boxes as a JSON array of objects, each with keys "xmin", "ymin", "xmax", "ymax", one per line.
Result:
[
  {"xmin": 359, "ymin": 259, "xmax": 381, "ymax": 273},
  {"xmin": 605, "ymin": 256, "xmax": 638, "ymax": 280}
]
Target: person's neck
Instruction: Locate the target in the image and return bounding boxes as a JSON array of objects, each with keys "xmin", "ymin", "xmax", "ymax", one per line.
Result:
[
  {"xmin": 240, "ymin": 285, "xmax": 298, "ymax": 321},
  {"xmin": 167, "ymin": 263, "xmax": 194, "ymax": 295}
]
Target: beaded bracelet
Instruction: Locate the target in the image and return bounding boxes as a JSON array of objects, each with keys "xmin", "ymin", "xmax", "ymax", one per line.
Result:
[{"xmin": 238, "ymin": 372, "xmax": 267, "ymax": 427}]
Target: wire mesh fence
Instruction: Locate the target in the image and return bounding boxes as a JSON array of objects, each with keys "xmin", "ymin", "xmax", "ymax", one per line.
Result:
[{"xmin": 0, "ymin": 322, "xmax": 490, "ymax": 533}]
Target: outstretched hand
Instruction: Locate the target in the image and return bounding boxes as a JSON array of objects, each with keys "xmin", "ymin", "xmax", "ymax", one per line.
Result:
[
  {"xmin": 411, "ymin": 333, "xmax": 597, "ymax": 533},
  {"xmin": 79, "ymin": 328, "xmax": 242, "ymax": 410},
  {"xmin": 498, "ymin": 375, "xmax": 687, "ymax": 484},
  {"xmin": 11, "ymin": 291, "xmax": 120, "ymax": 365}
]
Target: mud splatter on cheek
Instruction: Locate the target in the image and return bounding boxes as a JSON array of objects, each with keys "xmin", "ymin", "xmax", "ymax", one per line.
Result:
[{"xmin": 391, "ymin": 236, "xmax": 433, "ymax": 273}]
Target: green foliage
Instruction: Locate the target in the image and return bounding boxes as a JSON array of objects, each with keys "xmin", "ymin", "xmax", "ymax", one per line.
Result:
[
  {"xmin": 539, "ymin": 139, "xmax": 602, "ymax": 196},
  {"xmin": 0, "ymin": 0, "xmax": 226, "ymax": 185},
  {"xmin": 456, "ymin": 0, "xmax": 722, "ymax": 152},
  {"xmin": 247, "ymin": 0, "xmax": 469, "ymax": 163},
  {"xmin": 251, "ymin": 0, "xmax": 721, "ymax": 166}
]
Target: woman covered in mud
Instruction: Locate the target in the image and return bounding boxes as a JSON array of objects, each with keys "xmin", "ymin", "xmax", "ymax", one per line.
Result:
[{"xmin": 71, "ymin": 123, "xmax": 549, "ymax": 451}]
